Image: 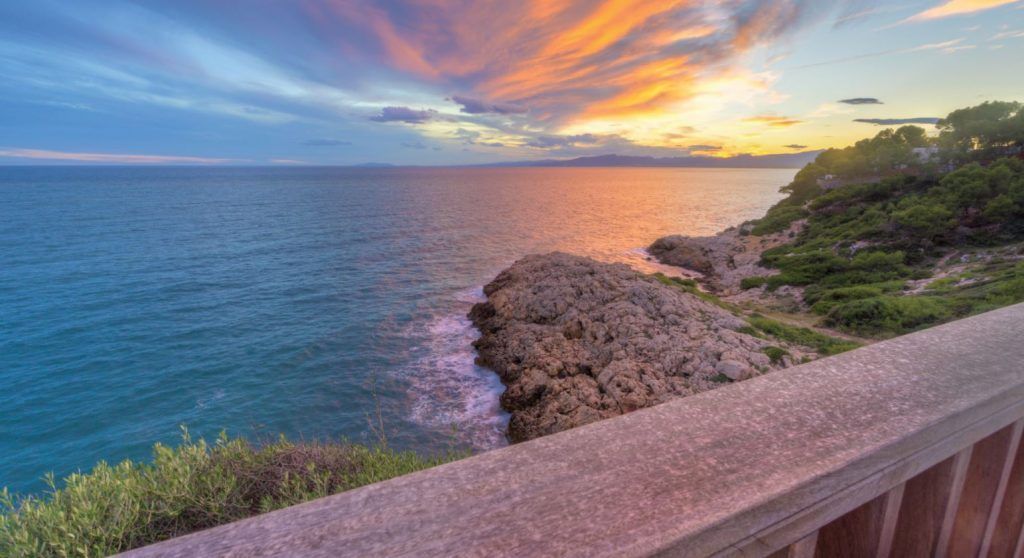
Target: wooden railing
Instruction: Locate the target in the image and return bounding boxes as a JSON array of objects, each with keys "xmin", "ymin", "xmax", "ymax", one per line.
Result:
[{"xmin": 122, "ymin": 303, "xmax": 1024, "ymax": 557}]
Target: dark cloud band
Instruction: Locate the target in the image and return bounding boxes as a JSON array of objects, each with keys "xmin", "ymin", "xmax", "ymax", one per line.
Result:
[
  {"xmin": 854, "ymin": 117, "xmax": 940, "ymax": 125},
  {"xmin": 839, "ymin": 98, "xmax": 883, "ymax": 105},
  {"xmin": 371, "ymin": 107, "xmax": 436, "ymax": 124}
]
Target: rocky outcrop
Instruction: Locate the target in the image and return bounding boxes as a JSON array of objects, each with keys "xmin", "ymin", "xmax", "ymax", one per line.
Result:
[
  {"xmin": 469, "ymin": 253, "xmax": 802, "ymax": 443},
  {"xmin": 648, "ymin": 221, "xmax": 803, "ymax": 295}
]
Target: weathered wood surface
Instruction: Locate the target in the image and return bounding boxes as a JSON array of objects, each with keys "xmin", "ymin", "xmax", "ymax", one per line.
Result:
[
  {"xmin": 990, "ymin": 427, "xmax": 1024, "ymax": 556},
  {"xmin": 122, "ymin": 303, "xmax": 1024, "ymax": 558}
]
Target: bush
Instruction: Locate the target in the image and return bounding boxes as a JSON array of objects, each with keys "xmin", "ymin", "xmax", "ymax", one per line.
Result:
[
  {"xmin": 891, "ymin": 203, "xmax": 955, "ymax": 241},
  {"xmin": 751, "ymin": 205, "xmax": 808, "ymax": 235},
  {"xmin": 850, "ymin": 250, "xmax": 906, "ymax": 272},
  {"xmin": 762, "ymin": 346, "xmax": 789, "ymax": 364},
  {"xmin": 0, "ymin": 432, "xmax": 460, "ymax": 557},
  {"xmin": 808, "ymin": 285, "xmax": 885, "ymax": 314},
  {"xmin": 825, "ymin": 296, "xmax": 951, "ymax": 335},
  {"xmin": 740, "ymin": 276, "xmax": 769, "ymax": 290}
]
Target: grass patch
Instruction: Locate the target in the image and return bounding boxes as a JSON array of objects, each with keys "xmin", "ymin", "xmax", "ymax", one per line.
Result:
[
  {"xmin": 740, "ymin": 276, "xmax": 769, "ymax": 290},
  {"xmin": 709, "ymin": 373, "xmax": 733, "ymax": 383},
  {"xmin": 762, "ymin": 346, "xmax": 790, "ymax": 364},
  {"xmin": 650, "ymin": 273, "xmax": 739, "ymax": 311},
  {"xmin": 747, "ymin": 315, "xmax": 860, "ymax": 355},
  {"xmin": 0, "ymin": 431, "xmax": 462, "ymax": 557}
]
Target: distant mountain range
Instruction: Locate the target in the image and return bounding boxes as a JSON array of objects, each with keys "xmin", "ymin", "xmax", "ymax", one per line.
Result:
[{"xmin": 479, "ymin": 152, "xmax": 822, "ymax": 169}]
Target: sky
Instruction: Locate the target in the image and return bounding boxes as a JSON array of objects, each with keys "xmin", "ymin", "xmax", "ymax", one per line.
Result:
[{"xmin": 0, "ymin": 0, "xmax": 1022, "ymax": 166}]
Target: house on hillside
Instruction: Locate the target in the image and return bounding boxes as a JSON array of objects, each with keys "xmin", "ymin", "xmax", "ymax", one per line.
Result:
[
  {"xmin": 912, "ymin": 146, "xmax": 940, "ymax": 163},
  {"xmin": 816, "ymin": 174, "xmax": 842, "ymax": 190}
]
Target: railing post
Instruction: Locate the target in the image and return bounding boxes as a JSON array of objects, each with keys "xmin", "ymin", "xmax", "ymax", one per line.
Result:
[
  {"xmin": 987, "ymin": 419, "xmax": 1024, "ymax": 557},
  {"xmin": 814, "ymin": 484, "xmax": 905, "ymax": 557},
  {"xmin": 876, "ymin": 484, "xmax": 905, "ymax": 558},
  {"xmin": 946, "ymin": 423, "xmax": 1022, "ymax": 557},
  {"xmin": 788, "ymin": 532, "xmax": 818, "ymax": 558},
  {"xmin": 979, "ymin": 420, "xmax": 1024, "ymax": 556},
  {"xmin": 935, "ymin": 447, "xmax": 973, "ymax": 558}
]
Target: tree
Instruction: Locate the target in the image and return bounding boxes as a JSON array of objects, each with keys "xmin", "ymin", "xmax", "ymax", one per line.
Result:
[
  {"xmin": 893, "ymin": 125, "xmax": 929, "ymax": 147},
  {"xmin": 984, "ymin": 194, "xmax": 1017, "ymax": 223},
  {"xmin": 937, "ymin": 101, "xmax": 1023, "ymax": 150},
  {"xmin": 892, "ymin": 202, "xmax": 955, "ymax": 241}
]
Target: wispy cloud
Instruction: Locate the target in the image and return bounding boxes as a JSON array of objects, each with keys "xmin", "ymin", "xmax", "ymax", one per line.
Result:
[
  {"xmin": 991, "ymin": 29, "xmax": 1024, "ymax": 39},
  {"xmin": 794, "ymin": 37, "xmax": 975, "ymax": 69},
  {"xmin": 909, "ymin": 38, "xmax": 976, "ymax": 53},
  {"xmin": 0, "ymin": 148, "xmax": 236, "ymax": 164},
  {"xmin": 302, "ymin": 138, "xmax": 352, "ymax": 146},
  {"xmin": 784, "ymin": 144, "xmax": 809, "ymax": 149},
  {"xmin": 908, "ymin": 0, "xmax": 1022, "ymax": 22},
  {"xmin": 743, "ymin": 115, "xmax": 803, "ymax": 127}
]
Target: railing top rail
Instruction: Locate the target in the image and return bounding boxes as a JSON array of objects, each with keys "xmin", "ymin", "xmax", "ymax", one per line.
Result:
[{"xmin": 123, "ymin": 304, "xmax": 1024, "ymax": 558}]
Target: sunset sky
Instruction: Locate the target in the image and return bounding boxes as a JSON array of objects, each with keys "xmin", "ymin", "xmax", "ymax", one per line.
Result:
[{"xmin": 1, "ymin": 0, "xmax": 1022, "ymax": 165}]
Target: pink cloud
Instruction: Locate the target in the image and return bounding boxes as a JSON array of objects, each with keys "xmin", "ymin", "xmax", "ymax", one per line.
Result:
[
  {"xmin": 311, "ymin": 1, "xmax": 826, "ymax": 124},
  {"xmin": 0, "ymin": 148, "xmax": 236, "ymax": 164},
  {"xmin": 908, "ymin": 0, "xmax": 1021, "ymax": 21}
]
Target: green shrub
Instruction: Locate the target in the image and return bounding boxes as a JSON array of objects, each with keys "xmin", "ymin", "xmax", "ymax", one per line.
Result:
[
  {"xmin": 651, "ymin": 273, "xmax": 697, "ymax": 289},
  {"xmin": 808, "ymin": 285, "xmax": 885, "ymax": 314},
  {"xmin": 925, "ymin": 276, "xmax": 958, "ymax": 292},
  {"xmin": 0, "ymin": 432, "xmax": 460, "ymax": 557},
  {"xmin": 825, "ymin": 296, "xmax": 952, "ymax": 335},
  {"xmin": 751, "ymin": 205, "xmax": 808, "ymax": 235},
  {"xmin": 984, "ymin": 194, "xmax": 1017, "ymax": 223},
  {"xmin": 850, "ymin": 250, "xmax": 906, "ymax": 271},
  {"xmin": 762, "ymin": 346, "xmax": 789, "ymax": 364},
  {"xmin": 740, "ymin": 276, "xmax": 769, "ymax": 290},
  {"xmin": 892, "ymin": 203, "xmax": 955, "ymax": 241}
]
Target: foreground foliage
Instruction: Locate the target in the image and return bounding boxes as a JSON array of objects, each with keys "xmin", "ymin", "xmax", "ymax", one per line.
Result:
[{"xmin": 0, "ymin": 432, "xmax": 460, "ymax": 558}]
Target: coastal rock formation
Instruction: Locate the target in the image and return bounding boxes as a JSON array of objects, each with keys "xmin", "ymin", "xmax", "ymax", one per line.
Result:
[
  {"xmin": 648, "ymin": 223, "xmax": 802, "ymax": 295},
  {"xmin": 469, "ymin": 253, "xmax": 797, "ymax": 442}
]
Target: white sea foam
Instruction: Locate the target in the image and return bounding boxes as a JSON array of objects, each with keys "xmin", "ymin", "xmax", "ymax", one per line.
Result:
[
  {"xmin": 195, "ymin": 388, "xmax": 226, "ymax": 410},
  {"xmin": 404, "ymin": 287, "xmax": 509, "ymax": 450}
]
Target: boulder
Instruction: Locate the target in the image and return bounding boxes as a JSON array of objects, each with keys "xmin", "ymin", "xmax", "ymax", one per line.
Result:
[{"xmin": 469, "ymin": 253, "xmax": 796, "ymax": 442}]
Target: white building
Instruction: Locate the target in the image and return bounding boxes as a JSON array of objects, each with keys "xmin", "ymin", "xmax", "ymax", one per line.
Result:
[{"xmin": 911, "ymin": 146, "xmax": 940, "ymax": 163}]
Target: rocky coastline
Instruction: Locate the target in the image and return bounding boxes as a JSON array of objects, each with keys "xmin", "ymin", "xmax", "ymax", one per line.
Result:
[
  {"xmin": 646, "ymin": 220, "xmax": 807, "ymax": 309},
  {"xmin": 468, "ymin": 252, "xmax": 805, "ymax": 442}
]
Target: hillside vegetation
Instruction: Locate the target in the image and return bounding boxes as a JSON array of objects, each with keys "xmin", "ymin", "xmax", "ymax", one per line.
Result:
[{"xmin": 745, "ymin": 101, "xmax": 1024, "ymax": 336}]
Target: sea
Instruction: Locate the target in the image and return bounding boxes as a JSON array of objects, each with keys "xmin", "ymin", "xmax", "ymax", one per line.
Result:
[{"xmin": 0, "ymin": 166, "xmax": 794, "ymax": 494}]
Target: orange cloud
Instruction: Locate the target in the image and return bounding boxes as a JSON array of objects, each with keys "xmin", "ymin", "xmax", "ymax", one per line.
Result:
[
  {"xmin": 909, "ymin": 0, "xmax": 1021, "ymax": 21},
  {"xmin": 743, "ymin": 115, "xmax": 803, "ymax": 127},
  {"xmin": 322, "ymin": 1, "xmax": 821, "ymax": 126}
]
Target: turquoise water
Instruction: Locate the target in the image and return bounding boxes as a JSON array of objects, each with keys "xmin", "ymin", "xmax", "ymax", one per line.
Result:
[{"xmin": 0, "ymin": 166, "xmax": 793, "ymax": 494}]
